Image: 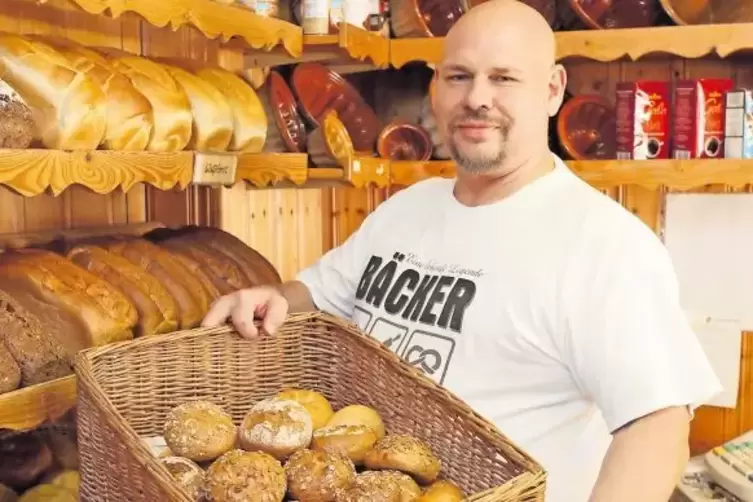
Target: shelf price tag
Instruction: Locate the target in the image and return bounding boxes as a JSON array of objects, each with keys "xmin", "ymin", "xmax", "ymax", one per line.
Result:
[{"xmin": 192, "ymin": 152, "xmax": 238, "ymax": 186}]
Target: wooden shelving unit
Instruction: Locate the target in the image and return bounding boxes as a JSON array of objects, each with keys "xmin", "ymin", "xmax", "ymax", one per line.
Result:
[
  {"xmin": 390, "ymin": 22, "xmax": 753, "ymax": 67},
  {"xmin": 0, "ymin": 376, "xmax": 76, "ymax": 431}
]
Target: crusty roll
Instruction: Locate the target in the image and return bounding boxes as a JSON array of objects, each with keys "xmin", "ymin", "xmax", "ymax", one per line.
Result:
[
  {"xmin": 161, "ymin": 456, "xmax": 205, "ymax": 500},
  {"xmin": 276, "ymin": 388, "xmax": 334, "ymax": 430},
  {"xmin": 311, "ymin": 425, "xmax": 378, "ymax": 465},
  {"xmin": 0, "ymin": 250, "xmax": 137, "ymax": 347},
  {"xmin": 285, "ymin": 449, "xmax": 355, "ymax": 502},
  {"xmin": 415, "ymin": 481, "xmax": 464, "ymax": 502},
  {"xmin": 326, "ymin": 405, "xmax": 386, "ymax": 439},
  {"xmin": 239, "ymin": 398, "xmax": 313, "ymax": 461},
  {"xmin": 163, "ymin": 401, "xmax": 237, "ymax": 463},
  {"xmin": 53, "ymin": 44, "xmax": 152, "ymax": 151},
  {"xmin": 66, "ymin": 245, "xmax": 179, "ymax": 336},
  {"xmin": 0, "ymin": 34, "xmax": 106, "ymax": 149},
  {"xmin": 164, "ymin": 65, "xmax": 234, "ymax": 152},
  {"xmin": 203, "ymin": 449, "xmax": 286, "ymax": 502},
  {"xmin": 364, "ymin": 436, "xmax": 441, "ymax": 485},
  {"xmin": 196, "ymin": 68, "xmax": 267, "ymax": 153},
  {"xmin": 370, "ymin": 471, "xmax": 422, "ymax": 502},
  {"xmin": 335, "ymin": 471, "xmax": 401, "ymax": 502},
  {"xmin": 104, "ymin": 239, "xmax": 207, "ymax": 329},
  {"xmin": 109, "ymin": 56, "xmax": 192, "ymax": 152}
]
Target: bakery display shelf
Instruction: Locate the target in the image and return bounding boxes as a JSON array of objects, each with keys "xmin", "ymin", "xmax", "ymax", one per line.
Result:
[
  {"xmin": 244, "ymin": 24, "xmax": 389, "ymax": 72},
  {"xmin": 570, "ymin": 159, "xmax": 753, "ymax": 190},
  {"xmin": 0, "ymin": 149, "xmax": 193, "ymax": 197},
  {"xmin": 307, "ymin": 155, "xmax": 391, "ymax": 188},
  {"xmin": 390, "ymin": 23, "xmax": 753, "ymax": 67},
  {"xmin": 391, "ymin": 160, "xmax": 456, "ymax": 186},
  {"xmin": 235, "ymin": 152, "xmax": 309, "ymax": 187},
  {"xmin": 42, "ymin": 0, "xmax": 303, "ymax": 58},
  {"xmin": 0, "ymin": 376, "xmax": 76, "ymax": 432}
]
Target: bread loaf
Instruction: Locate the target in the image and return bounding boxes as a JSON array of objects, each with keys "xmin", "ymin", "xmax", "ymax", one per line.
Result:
[
  {"xmin": 109, "ymin": 56, "xmax": 193, "ymax": 152},
  {"xmin": 53, "ymin": 44, "xmax": 153, "ymax": 151},
  {"xmin": 196, "ymin": 68, "xmax": 267, "ymax": 153},
  {"xmin": 103, "ymin": 239, "xmax": 205, "ymax": 328},
  {"xmin": 67, "ymin": 245, "xmax": 179, "ymax": 336},
  {"xmin": 0, "ymin": 249, "xmax": 137, "ymax": 346},
  {"xmin": 0, "ymin": 342, "xmax": 20, "ymax": 394},
  {"xmin": 0, "ymin": 34, "xmax": 106, "ymax": 150},
  {"xmin": 164, "ymin": 65, "xmax": 234, "ymax": 152}
]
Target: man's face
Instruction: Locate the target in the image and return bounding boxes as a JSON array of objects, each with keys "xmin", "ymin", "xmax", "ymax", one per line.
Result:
[{"xmin": 433, "ymin": 28, "xmax": 560, "ymax": 174}]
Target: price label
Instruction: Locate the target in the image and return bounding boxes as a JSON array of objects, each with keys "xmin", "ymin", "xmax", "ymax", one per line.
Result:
[{"xmin": 192, "ymin": 152, "xmax": 238, "ymax": 186}]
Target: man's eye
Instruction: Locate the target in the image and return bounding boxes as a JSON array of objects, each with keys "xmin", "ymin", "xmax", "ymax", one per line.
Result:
[
  {"xmin": 491, "ymin": 75, "xmax": 516, "ymax": 83},
  {"xmin": 446, "ymin": 74, "xmax": 469, "ymax": 82}
]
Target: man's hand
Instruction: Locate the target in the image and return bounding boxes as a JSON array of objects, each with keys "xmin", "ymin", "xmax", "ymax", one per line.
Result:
[
  {"xmin": 589, "ymin": 406, "xmax": 691, "ymax": 502},
  {"xmin": 202, "ymin": 286, "xmax": 289, "ymax": 338}
]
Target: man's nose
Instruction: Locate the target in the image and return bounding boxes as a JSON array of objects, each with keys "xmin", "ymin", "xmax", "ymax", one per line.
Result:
[{"xmin": 465, "ymin": 78, "xmax": 494, "ymax": 111}]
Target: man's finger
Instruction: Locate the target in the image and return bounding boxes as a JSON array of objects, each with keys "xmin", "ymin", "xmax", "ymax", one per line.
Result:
[
  {"xmin": 231, "ymin": 292, "xmax": 261, "ymax": 339},
  {"xmin": 201, "ymin": 294, "xmax": 236, "ymax": 327},
  {"xmin": 261, "ymin": 295, "xmax": 288, "ymax": 336}
]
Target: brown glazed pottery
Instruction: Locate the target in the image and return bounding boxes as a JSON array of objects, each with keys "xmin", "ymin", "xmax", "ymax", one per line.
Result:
[
  {"xmin": 377, "ymin": 121, "xmax": 433, "ymax": 161},
  {"xmin": 659, "ymin": 0, "xmax": 753, "ymax": 24},
  {"xmin": 556, "ymin": 94, "xmax": 617, "ymax": 161},
  {"xmin": 291, "ymin": 63, "xmax": 381, "ymax": 152},
  {"xmin": 559, "ymin": 0, "xmax": 660, "ymax": 29},
  {"xmin": 267, "ymin": 70, "xmax": 307, "ymax": 152},
  {"xmin": 462, "ymin": 0, "xmax": 558, "ymax": 27},
  {"xmin": 389, "ymin": 0, "xmax": 466, "ymax": 38}
]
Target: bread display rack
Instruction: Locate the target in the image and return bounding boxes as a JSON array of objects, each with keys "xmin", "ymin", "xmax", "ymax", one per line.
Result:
[{"xmin": 0, "ymin": 0, "xmax": 753, "ymax": 499}]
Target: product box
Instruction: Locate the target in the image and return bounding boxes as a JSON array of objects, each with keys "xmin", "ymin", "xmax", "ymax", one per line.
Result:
[
  {"xmin": 672, "ymin": 78, "xmax": 734, "ymax": 159},
  {"xmin": 616, "ymin": 81, "xmax": 671, "ymax": 160},
  {"xmin": 724, "ymin": 89, "xmax": 753, "ymax": 159}
]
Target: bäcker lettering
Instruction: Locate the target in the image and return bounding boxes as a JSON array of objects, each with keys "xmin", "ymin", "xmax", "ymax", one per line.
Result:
[{"xmin": 355, "ymin": 253, "xmax": 476, "ymax": 333}]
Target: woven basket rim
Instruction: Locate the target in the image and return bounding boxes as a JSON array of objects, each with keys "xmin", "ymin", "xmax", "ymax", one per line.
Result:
[{"xmin": 74, "ymin": 311, "xmax": 546, "ymax": 496}]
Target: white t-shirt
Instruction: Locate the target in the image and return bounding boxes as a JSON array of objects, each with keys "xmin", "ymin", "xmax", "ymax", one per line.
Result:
[{"xmin": 297, "ymin": 155, "xmax": 721, "ymax": 501}]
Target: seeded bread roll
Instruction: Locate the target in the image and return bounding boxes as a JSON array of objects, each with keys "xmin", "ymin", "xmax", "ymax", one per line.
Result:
[
  {"xmin": 364, "ymin": 436, "xmax": 441, "ymax": 485},
  {"xmin": 163, "ymin": 401, "xmax": 237, "ymax": 462},
  {"xmin": 161, "ymin": 456, "xmax": 205, "ymax": 500},
  {"xmin": 369, "ymin": 471, "xmax": 422, "ymax": 502},
  {"xmin": 203, "ymin": 449, "xmax": 286, "ymax": 502},
  {"xmin": 326, "ymin": 405, "xmax": 385, "ymax": 439},
  {"xmin": 415, "ymin": 481, "xmax": 464, "ymax": 502},
  {"xmin": 239, "ymin": 398, "xmax": 313, "ymax": 461},
  {"xmin": 335, "ymin": 471, "xmax": 401, "ymax": 502},
  {"xmin": 0, "ymin": 342, "xmax": 21, "ymax": 393},
  {"xmin": 285, "ymin": 449, "xmax": 355, "ymax": 502},
  {"xmin": 275, "ymin": 389, "xmax": 334, "ymax": 430},
  {"xmin": 311, "ymin": 425, "xmax": 378, "ymax": 465}
]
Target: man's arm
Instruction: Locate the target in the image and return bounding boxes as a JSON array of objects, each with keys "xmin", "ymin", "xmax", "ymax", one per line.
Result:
[
  {"xmin": 588, "ymin": 406, "xmax": 690, "ymax": 502},
  {"xmin": 276, "ymin": 280, "xmax": 316, "ymax": 313}
]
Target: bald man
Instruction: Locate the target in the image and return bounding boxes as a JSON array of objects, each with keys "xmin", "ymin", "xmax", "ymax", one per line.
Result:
[{"xmin": 203, "ymin": 1, "xmax": 721, "ymax": 500}]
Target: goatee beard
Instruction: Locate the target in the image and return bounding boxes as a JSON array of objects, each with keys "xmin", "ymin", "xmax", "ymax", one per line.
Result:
[{"xmin": 448, "ymin": 109, "xmax": 511, "ymax": 173}]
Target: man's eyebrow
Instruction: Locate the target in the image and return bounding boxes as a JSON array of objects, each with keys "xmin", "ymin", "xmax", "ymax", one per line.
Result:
[{"xmin": 441, "ymin": 64, "xmax": 473, "ymax": 73}]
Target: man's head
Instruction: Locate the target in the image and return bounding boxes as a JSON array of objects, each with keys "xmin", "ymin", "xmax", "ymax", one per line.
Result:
[{"xmin": 433, "ymin": 0, "xmax": 567, "ymax": 175}]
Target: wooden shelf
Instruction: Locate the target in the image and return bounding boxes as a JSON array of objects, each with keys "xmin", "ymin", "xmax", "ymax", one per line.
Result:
[
  {"xmin": 390, "ymin": 23, "xmax": 753, "ymax": 67},
  {"xmin": 51, "ymin": 0, "xmax": 303, "ymax": 58},
  {"xmin": 0, "ymin": 376, "xmax": 77, "ymax": 432},
  {"xmin": 391, "ymin": 160, "xmax": 455, "ymax": 186},
  {"xmin": 245, "ymin": 24, "xmax": 389, "ymax": 72},
  {"xmin": 236, "ymin": 153, "xmax": 309, "ymax": 187},
  {"xmin": 308, "ymin": 156, "xmax": 391, "ymax": 188}
]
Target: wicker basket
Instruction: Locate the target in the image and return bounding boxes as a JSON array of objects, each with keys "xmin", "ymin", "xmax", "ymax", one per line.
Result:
[{"xmin": 75, "ymin": 312, "xmax": 546, "ymax": 501}]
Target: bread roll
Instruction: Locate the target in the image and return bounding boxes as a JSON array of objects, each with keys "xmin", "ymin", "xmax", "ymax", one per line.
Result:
[
  {"xmin": 335, "ymin": 471, "xmax": 401, "ymax": 502},
  {"xmin": 285, "ymin": 449, "xmax": 355, "ymax": 501},
  {"xmin": 110, "ymin": 56, "xmax": 192, "ymax": 152},
  {"xmin": 364, "ymin": 436, "xmax": 440, "ymax": 485},
  {"xmin": 311, "ymin": 425, "xmax": 378, "ymax": 465},
  {"xmin": 44, "ymin": 470, "xmax": 79, "ymax": 496},
  {"xmin": 0, "ymin": 80, "xmax": 34, "ymax": 148},
  {"xmin": 196, "ymin": 68, "xmax": 266, "ymax": 152},
  {"xmin": 0, "ymin": 34, "xmax": 106, "ymax": 150},
  {"xmin": 0, "ymin": 433, "xmax": 53, "ymax": 490},
  {"xmin": 326, "ymin": 405, "xmax": 385, "ymax": 439},
  {"xmin": 276, "ymin": 389, "xmax": 334, "ymax": 430},
  {"xmin": 0, "ymin": 249, "xmax": 137, "ymax": 346},
  {"xmin": 203, "ymin": 449, "xmax": 286, "ymax": 502},
  {"xmin": 161, "ymin": 456, "xmax": 204, "ymax": 500},
  {"xmin": 67, "ymin": 244, "xmax": 179, "ymax": 336},
  {"xmin": 53, "ymin": 44, "xmax": 152, "ymax": 151},
  {"xmin": 0, "ymin": 342, "xmax": 21, "ymax": 393},
  {"xmin": 164, "ymin": 65, "xmax": 234, "ymax": 152},
  {"xmin": 368, "ymin": 471, "xmax": 421, "ymax": 502},
  {"xmin": 163, "ymin": 401, "xmax": 237, "ymax": 462},
  {"xmin": 17, "ymin": 484, "xmax": 76, "ymax": 502},
  {"xmin": 415, "ymin": 481, "xmax": 463, "ymax": 502},
  {"xmin": 239, "ymin": 398, "xmax": 313, "ymax": 460}
]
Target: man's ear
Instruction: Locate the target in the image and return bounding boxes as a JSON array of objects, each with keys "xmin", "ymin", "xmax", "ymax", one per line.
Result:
[{"xmin": 547, "ymin": 64, "xmax": 567, "ymax": 117}]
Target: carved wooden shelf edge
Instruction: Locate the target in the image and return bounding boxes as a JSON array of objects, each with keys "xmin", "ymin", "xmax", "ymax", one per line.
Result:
[
  {"xmin": 345, "ymin": 155, "xmax": 390, "ymax": 188},
  {"xmin": 391, "ymin": 23, "xmax": 753, "ymax": 66},
  {"xmin": 338, "ymin": 24, "xmax": 390, "ymax": 68},
  {"xmin": 569, "ymin": 159, "xmax": 753, "ymax": 190},
  {"xmin": 48, "ymin": 0, "xmax": 304, "ymax": 57},
  {"xmin": 0, "ymin": 150, "xmax": 193, "ymax": 196},
  {"xmin": 236, "ymin": 153, "xmax": 309, "ymax": 187},
  {"xmin": 0, "ymin": 376, "xmax": 77, "ymax": 432},
  {"xmin": 391, "ymin": 160, "xmax": 455, "ymax": 185}
]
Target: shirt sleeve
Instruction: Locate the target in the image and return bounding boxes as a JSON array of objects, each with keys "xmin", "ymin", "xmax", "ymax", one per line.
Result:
[{"xmin": 564, "ymin": 222, "xmax": 722, "ymax": 433}]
